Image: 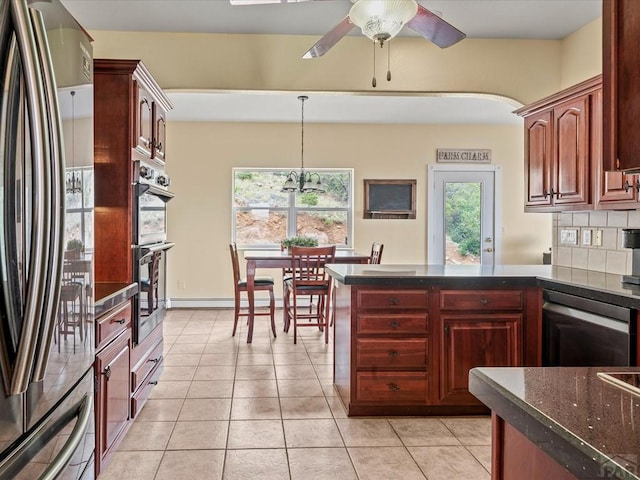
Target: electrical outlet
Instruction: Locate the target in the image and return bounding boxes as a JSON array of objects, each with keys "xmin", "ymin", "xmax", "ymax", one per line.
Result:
[
  {"xmin": 178, "ymin": 279, "xmax": 187, "ymax": 289},
  {"xmin": 582, "ymin": 229, "xmax": 592, "ymax": 246},
  {"xmin": 593, "ymin": 229, "xmax": 603, "ymax": 247}
]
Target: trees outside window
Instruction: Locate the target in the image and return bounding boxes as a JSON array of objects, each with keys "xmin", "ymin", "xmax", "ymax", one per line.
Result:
[{"xmin": 233, "ymin": 168, "xmax": 353, "ymax": 248}]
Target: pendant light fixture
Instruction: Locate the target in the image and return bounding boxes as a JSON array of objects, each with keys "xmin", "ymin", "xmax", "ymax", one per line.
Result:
[
  {"xmin": 65, "ymin": 90, "xmax": 82, "ymax": 194},
  {"xmin": 281, "ymin": 95, "xmax": 324, "ymax": 193}
]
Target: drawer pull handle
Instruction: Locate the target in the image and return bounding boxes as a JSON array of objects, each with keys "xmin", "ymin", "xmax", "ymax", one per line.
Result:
[
  {"xmin": 149, "ymin": 381, "xmax": 158, "ymax": 385},
  {"xmin": 479, "ymin": 298, "xmax": 489, "ymax": 305},
  {"xmin": 389, "ymin": 321, "xmax": 401, "ymax": 329},
  {"xmin": 112, "ymin": 318, "xmax": 126, "ymax": 325},
  {"xmin": 149, "ymin": 357, "xmax": 160, "ymax": 364},
  {"xmin": 388, "ymin": 350, "xmax": 400, "ymax": 358},
  {"xmin": 102, "ymin": 366, "xmax": 111, "ymax": 380},
  {"xmin": 389, "ymin": 297, "xmax": 400, "ymax": 305},
  {"xmin": 387, "ymin": 383, "xmax": 400, "ymax": 391}
]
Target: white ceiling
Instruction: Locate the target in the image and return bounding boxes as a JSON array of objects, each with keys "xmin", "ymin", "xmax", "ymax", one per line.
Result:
[{"xmin": 60, "ymin": 0, "xmax": 602, "ymax": 125}]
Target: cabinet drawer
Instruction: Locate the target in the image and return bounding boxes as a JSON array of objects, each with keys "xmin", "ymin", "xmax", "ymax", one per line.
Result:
[
  {"xmin": 440, "ymin": 290, "xmax": 523, "ymax": 311},
  {"xmin": 357, "ymin": 290, "xmax": 428, "ymax": 310},
  {"xmin": 131, "ymin": 358, "xmax": 163, "ymax": 419},
  {"xmin": 357, "ymin": 314, "xmax": 428, "ymax": 335},
  {"xmin": 96, "ymin": 301, "xmax": 131, "ymax": 350},
  {"xmin": 356, "ymin": 339, "xmax": 427, "ymax": 368},
  {"xmin": 356, "ymin": 372, "xmax": 427, "ymax": 403},
  {"xmin": 131, "ymin": 339, "xmax": 163, "ymax": 393}
]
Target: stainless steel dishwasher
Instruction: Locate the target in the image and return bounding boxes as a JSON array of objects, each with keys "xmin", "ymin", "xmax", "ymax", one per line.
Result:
[{"xmin": 542, "ymin": 289, "xmax": 637, "ymax": 366}]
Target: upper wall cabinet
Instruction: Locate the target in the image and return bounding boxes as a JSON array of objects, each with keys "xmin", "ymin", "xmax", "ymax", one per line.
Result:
[
  {"xmin": 516, "ymin": 76, "xmax": 601, "ymax": 212},
  {"xmin": 603, "ymin": 0, "xmax": 640, "ymax": 172},
  {"xmin": 133, "ymin": 71, "xmax": 170, "ymax": 165}
]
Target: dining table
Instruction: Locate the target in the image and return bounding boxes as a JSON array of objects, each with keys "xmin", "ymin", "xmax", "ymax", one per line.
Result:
[{"xmin": 242, "ymin": 249, "xmax": 371, "ymax": 343}]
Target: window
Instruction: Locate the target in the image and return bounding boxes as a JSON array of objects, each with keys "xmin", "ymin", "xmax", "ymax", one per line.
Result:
[
  {"xmin": 65, "ymin": 167, "xmax": 94, "ymax": 252},
  {"xmin": 233, "ymin": 168, "xmax": 353, "ymax": 248}
]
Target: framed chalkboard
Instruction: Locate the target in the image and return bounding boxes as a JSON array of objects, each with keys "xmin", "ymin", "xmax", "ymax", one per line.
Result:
[{"xmin": 364, "ymin": 179, "xmax": 416, "ymax": 219}]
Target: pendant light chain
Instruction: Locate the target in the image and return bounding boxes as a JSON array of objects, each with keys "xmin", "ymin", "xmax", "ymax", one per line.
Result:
[
  {"xmin": 387, "ymin": 41, "xmax": 392, "ymax": 82},
  {"xmin": 372, "ymin": 40, "xmax": 377, "ymax": 88}
]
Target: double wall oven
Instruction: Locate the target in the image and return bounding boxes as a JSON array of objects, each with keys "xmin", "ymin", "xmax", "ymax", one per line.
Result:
[{"xmin": 133, "ymin": 160, "xmax": 174, "ymax": 345}]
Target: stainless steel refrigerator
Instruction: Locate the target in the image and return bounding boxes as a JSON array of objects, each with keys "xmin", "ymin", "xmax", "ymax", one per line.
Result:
[{"xmin": 0, "ymin": 0, "xmax": 94, "ymax": 478}]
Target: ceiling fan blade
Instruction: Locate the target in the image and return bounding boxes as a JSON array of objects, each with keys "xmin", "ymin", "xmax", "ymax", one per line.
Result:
[
  {"xmin": 302, "ymin": 15, "xmax": 354, "ymax": 58},
  {"xmin": 406, "ymin": 5, "xmax": 466, "ymax": 48},
  {"xmin": 230, "ymin": 0, "xmax": 313, "ymax": 5}
]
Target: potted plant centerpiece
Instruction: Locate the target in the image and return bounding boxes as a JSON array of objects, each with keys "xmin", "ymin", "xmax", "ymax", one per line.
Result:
[
  {"xmin": 65, "ymin": 238, "xmax": 83, "ymax": 259},
  {"xmin": 281, "ymin": 236, "xmax": 318, "ymax": 253}
]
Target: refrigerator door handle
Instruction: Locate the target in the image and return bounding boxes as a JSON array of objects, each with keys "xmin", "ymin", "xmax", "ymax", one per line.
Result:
[
  {"xmin": 30, "ymin": 6, "xmax": 64, "ymax": 383},
  {"xmin": 0, "ymin": 394, "xmax": 92, "ymax": 480},
  {"xmin": 9, "ymin": 0, "xmax": 51, "ymax": 394}
]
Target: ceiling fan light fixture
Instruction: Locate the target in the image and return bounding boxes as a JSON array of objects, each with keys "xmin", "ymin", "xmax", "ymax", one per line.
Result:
[{"xmin": 349, "ymin": 0, "xmax": 418, "ymax": 43}]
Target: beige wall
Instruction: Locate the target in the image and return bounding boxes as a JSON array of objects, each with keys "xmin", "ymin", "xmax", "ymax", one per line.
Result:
[
  {"xmin": 166, "ymin": 121, "xmax": 549, "ymax": 304},
  {"xmin": 560, "ymin": 18, "xmax": 603, "ymax": 88}
]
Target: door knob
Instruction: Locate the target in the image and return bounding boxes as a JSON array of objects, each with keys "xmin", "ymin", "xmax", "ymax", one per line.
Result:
[{"xmin": 484, "ymin": 248, "xmax": 494, "ymax": 252}]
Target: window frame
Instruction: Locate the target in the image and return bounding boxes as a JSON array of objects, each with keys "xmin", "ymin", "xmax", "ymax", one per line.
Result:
[{"xmin": 232, "ymin": 167, "xmax": 354, "ymax": 249}]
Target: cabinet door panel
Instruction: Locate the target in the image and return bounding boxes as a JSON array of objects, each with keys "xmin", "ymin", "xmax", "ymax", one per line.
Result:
[
  {"xmin": 136, "ymin": 86, "xmax": 153, "ymax": 157},
  {"xmin": 603, "ymin": 0, "xmax": 640, "ymax": 171},
  {"xmin": 96, "ymin": 332, "xmax": 130, "ymax": 462},
  {"xmin": 554, "ymin": 97, "xmax": 589, "ymax": 205},
  {"xmin": 440, "ymin": 314, "xmax": 522, "ymax": 404},
  {"xmin": 525, "ymin": 112, "xmax": 553, "ymax": 207},
  {"xmin": 154, "ymin": 105, "xmax": 167, "ymax": 162}
]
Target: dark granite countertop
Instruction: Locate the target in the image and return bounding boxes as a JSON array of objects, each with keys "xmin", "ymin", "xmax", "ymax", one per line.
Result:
[
  {"xmin": 94, "ymin": 282, "xmax": 138, "ymax": 318},
  {"xmin": 326, "ymin": 264, "xmax": 640, "ymax": 308},
  {"xmin": 469, "ymin": 366, "xmax": 640, "ymax": 480}
]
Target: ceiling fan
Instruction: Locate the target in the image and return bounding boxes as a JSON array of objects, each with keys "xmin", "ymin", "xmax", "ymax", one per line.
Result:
[{"xmin": 229, "ymin": 0, "xmax": 466, "ymax": 58}]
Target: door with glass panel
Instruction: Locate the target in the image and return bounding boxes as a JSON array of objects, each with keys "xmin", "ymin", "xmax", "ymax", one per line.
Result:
[{"xmin": 428, "ymin": 166, "xmax": 500, "ymax": 265}]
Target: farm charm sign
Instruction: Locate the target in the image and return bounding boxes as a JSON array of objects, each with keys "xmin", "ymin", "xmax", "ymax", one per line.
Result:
[{"xmin": 436, "ymin": 149, "xmax": 491, "ymax": 163}]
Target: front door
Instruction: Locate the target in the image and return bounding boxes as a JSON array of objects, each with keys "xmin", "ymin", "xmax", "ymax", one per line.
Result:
[{"xmin": 428, "ymin": 165, "xmax": 501, "ymax": 265}]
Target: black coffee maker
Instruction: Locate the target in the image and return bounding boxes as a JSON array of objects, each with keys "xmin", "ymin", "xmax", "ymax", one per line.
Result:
[{"xmin": 622, "ymin": 229, "xmax": 640, "ymax": 284}]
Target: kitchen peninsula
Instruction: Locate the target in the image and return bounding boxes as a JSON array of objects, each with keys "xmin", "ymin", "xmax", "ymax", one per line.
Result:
[{"xmin": 327, "ymin": 264, "xmax": 640, "ymax": 416}]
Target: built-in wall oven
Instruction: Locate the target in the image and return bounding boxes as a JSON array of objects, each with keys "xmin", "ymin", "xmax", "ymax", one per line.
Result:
[
  {"xmin": 542, "ymin": 289, "xmax": 637, "ymax": 367},
  {"xmin": 133, "ymin": 160, "xmax": 175, "ymax": 344}
]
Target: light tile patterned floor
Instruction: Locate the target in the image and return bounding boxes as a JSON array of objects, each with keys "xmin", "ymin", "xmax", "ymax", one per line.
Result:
[{"xmin": 99, "ymin": 309, "xmax": 491, "ymax": 480}]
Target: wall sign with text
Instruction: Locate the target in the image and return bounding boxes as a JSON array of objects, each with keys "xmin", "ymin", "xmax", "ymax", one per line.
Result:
[{"xmin": 436, "ymin": 149, "xmax": 491, "ymax": 163}]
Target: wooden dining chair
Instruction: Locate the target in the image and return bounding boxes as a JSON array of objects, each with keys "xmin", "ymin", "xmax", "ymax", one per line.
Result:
[
  {"xmin": 229, "ymin": 243, "xmax": 276, "ymax": 340},
  {"xmin": 370, "ymin": 242, "xmax": 384, "ymax": 264},
  {"xmin": 284, "ymin": 245, "xmax": 336, "ymax": 344}
]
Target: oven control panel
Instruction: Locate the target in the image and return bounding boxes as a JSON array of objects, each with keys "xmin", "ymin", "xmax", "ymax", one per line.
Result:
[{"xmin": 138, "ymin": 162, "xmax": 171, "ymax": 190}]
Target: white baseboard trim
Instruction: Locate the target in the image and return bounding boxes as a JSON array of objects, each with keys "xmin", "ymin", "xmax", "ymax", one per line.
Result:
[{"xmin": 168, "ymin": 298, "xmax": 289, "ymax": 309}]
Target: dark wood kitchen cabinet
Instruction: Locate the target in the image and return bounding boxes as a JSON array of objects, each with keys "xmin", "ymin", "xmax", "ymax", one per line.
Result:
[
  {"xmin": 93, "ymin": 59, "xmax": 172, "ymax": 283},
  {"xmin": 437, "ymin": 289, "xmax": 523, "ymax": 405},
  {"xmin": 136, "ymin": 83, "xmax": 168, "ymax": 164},
  {"xmin": 603, "ymin": 0, "xmax": 640, "ymax": 172},
  {"xmin": 516, "ymin": 76, "xmax": 601, "ymax": 212},
  {"xmin": 333, "ymin": 282, "xmax": 541, "ymax": 416},
  {"xmin": 95, "ymin": 321, "xmax": 131, "ymax": 477}
]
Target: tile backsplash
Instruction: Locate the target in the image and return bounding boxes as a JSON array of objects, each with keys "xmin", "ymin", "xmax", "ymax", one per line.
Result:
[{"xmin": 552, "ymin": 211, "xmax": 640, "ymax": 275}]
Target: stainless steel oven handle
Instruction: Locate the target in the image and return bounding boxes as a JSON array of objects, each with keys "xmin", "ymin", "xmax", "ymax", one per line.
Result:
[
  {"xmin": 30, "ymin": 6, "xmax": 64, "ymax": 382},
  {"xmin": 39, "ymin": 395, "xmax": 93, "ymax": 480},
  {"xmin": 10, "ymin": 0, "xmax": 49, "ymax": 394}
]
